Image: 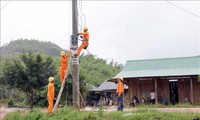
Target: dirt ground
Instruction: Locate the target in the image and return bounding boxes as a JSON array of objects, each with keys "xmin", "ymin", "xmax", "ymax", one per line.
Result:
[{"xmin": 1, "ymin": 106, "xmax": 200, "ymax": 120}]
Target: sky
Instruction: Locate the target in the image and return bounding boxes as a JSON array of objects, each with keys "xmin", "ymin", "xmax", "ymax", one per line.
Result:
[{"xmin": 1, "ymin": 1, "xmax": 200, "ymax": 65}]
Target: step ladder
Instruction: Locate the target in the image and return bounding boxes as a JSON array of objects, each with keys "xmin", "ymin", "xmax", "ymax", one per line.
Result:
[{"xmin": 53, "ymin": 67, "xmax": 69, "ymax": 111}]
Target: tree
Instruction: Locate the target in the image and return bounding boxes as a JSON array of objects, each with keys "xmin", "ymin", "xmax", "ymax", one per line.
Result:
[
  {"xmin": 79, "ymin": 54, "xmax": 122, "ymax": 86},
  {"xmin": 2, "ymin": 52, "xmax": 56, "ymax": 109}
]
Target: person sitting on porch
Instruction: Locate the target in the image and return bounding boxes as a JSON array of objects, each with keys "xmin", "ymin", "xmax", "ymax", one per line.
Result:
[
  {"xmin": 142, "ymin": 90, "xmax": 148, "ymax": 104},
  {"xmin": 150, "ymin": 90, "xmax": 156, "ymax": 104},
  {"xmin": 184, "ymin": 96, "xmax": 190, "ymax": 104},
  {"xmin": 162, "ymin": 95, "xmax": 169, "ymax": 105},
  {"xmin": 129, "ymin": 96, "xmax": 139, "ymax": 107}
]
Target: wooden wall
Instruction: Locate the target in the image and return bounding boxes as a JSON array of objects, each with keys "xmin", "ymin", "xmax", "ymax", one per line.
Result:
[
  {"xmin": 126, "ymin": 78, "xmax": 139, "ymax": 103},
  {"xmin": 178, "ymin": 79, "xmax": 190, "ymax": 103},
  {"xmin": 138, "ymin": 80, "xmax": 154, "ymax": 102},
  {"xmin": 191, "ymin": 78, "xmax": 200, "ymax": 104},
  {"xmin": 157, "ymin": 79, "xmax": 170, "ymax": 102},
  {"xmin": 126, "ymin": 76, "xmax": 200, "ymax": 105}
]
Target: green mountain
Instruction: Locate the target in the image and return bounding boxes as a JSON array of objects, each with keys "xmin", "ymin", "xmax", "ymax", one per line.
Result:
[
  {"xmin": 0, "ymin": 39, "xmax": 122, "ymax": 86},
  {"xmin": 0, "ymin": 39, "xmax": 63, "ymax": 57}
]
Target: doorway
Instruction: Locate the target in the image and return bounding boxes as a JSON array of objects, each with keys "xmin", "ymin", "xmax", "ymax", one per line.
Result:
[{"xmin": 169, "ymin": 80, "xmax": 179, "ymax": 104}]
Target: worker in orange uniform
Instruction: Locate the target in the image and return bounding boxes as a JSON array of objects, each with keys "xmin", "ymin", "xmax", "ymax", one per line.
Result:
[
  {"xmin": 74, "ymin": 26, "xmax": 89, "ymax": 57},
  {"xmin": 47, "ymin": 77, "xmax": 55, "ymax": 113},
  {"xmin": 116, "ymin": 77, "xmax": 124, "ymax": 111},
  {"xmin": 59, "ymin": 50, "xmax": 70, "ymax": 84}
]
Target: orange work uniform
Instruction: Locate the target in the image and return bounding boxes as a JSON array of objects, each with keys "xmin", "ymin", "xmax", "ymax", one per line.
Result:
[
  {"xmin": 75, "ymin": 31, "xmax": 89, "ymax": 57},
  {"xmin": 47, "ymin": 82, "xmax": 55, "ymax": 113},
  {"xmin": 59, "ymin": 51, "xmax": 70, "ymax": 84},
  {"xmin": 116, "ymin": 80, "xmax": 124, "ymax": 96}
]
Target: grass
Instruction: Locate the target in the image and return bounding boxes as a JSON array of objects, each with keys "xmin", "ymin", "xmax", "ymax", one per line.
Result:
[
  {"xmin": 136, "ymin": 103, "xmax": 200, "ymax": 108},
  {"xmin": 3, "ymin": 107, "xmax": 200, "ymax": 120}
]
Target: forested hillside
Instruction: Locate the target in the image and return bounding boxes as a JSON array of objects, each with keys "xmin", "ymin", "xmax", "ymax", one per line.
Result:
[
  {"xmin": 0, "ymin": 39, "xmax": 122, "ymax": 85},
  {"xmin": 0, "ymin": 40, "xmax": 123, "ymax": 105},
  {"xmin": 0, "ymin": 39, "xmax": 63, "ymax": 57}
]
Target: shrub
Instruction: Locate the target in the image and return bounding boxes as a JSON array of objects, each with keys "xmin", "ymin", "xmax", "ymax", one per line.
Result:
[{"xmin": 7, "ymin": 98, "xmax": 14, "ymax": 107}]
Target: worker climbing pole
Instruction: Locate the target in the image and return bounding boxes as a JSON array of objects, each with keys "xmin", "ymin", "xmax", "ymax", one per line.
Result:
[
  {"xmin": 53, "ymin": 0, "xmax": 88, "ymax": 111},
  {"xmin": 53, "ymin": 50, "xmax": 71, "ymax": 111},
  {"xmin": 74, "ymin": 26, "xmax": 89, "ymax": 58},
  {"xmin": 59, "ymin": 51, "xmax": 70, "ymax": 84}
]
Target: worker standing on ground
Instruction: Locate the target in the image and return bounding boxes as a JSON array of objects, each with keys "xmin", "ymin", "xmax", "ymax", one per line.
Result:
[
  {"xmin": 74, "ymin": 26, "xmax": 89, "ymax": 57},
  {"xmin": 116, "ymin": 77, "xmax": 124, "ymax": 111},
  {"xmin": 59, "ymin": 50, "xmax": 70, "ymax": 84},
  {"xmin": 47, "ymin": 77, "xmax": 55, "ymax": 113}
]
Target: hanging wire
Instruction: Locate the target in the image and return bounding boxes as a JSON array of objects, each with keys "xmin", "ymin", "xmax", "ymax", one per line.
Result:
[
  {"xmin": 79, "ymin": 0, "xmax": 87, "ymax": 26},
  {"xmin": 78, "ymin": 0, "xmax": 83, "ymax": 32},
  {"xmin": 166, "ymin": 0, "xmax": 200, "ymax": 18},
  {"xmin": 74, "ymin": 0, "xmax": 82, "ymax": 32},
  {"xmin": 1, "ymin": 0, "xmax": 12, "ymax": 10}
]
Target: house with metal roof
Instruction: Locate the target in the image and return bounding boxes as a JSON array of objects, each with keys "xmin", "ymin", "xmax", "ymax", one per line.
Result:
[
  {"xmin": 109, "ymin": 55, "xmax": 200, "ymax": 105},
  {"xmin": 98, "ymin": 81, "xmax": 128, "ymax": 91},
  {"xmin": 89, "ymin": 81, "xmax": 128, "ymax": 106}
]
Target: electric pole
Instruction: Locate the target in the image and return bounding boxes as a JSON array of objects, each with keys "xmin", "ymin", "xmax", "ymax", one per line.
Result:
[{"xmin": 71, "ymin": 0, "xmax": 80, "ymax": 108}]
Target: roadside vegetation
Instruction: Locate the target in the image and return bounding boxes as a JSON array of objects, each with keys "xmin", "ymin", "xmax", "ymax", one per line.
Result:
[{"xmin": 3, "ymin": 107, "xmax": 200, "ymax": 120}]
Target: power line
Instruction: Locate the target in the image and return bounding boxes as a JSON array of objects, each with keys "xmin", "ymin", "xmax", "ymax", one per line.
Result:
[
  {"xmin": 78, "ymin": 0, "xmax": 83, "ymax": 31},
  {"xmin": 75, "ymin": 0, "xmax": 82, "ymax": 32},
  {"xmin": 1, "ymin": 0, "xmax": 12, "ymax": 10},
  {"xmin": 166, "ymin": 0, "xmax": 200, "ymax": 18},
  {"xmin": 77, "ymin": 0, "xmax": 87, "ymax": 31},
  {"xmin": 79, "ymin": 0, "xmax": 86, "ymax": 26}
]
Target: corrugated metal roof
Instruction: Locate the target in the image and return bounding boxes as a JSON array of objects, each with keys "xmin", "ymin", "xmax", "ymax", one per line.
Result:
[
  {"xmin": 90, "ymin": 81, "xmax": 128, "ymax": 91},
  {"xmin": 98, "ymin": 81, "xmax": 128, "ymax": 91},
  {"xmin": 113, "ymin": 56, "xmax": 200, "ymax": 79}
]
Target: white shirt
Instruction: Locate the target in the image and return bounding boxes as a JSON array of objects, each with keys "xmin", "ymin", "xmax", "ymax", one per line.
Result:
[{"xmin": 150, "ymin": 92, "xmax": 156, "ymax": 99}]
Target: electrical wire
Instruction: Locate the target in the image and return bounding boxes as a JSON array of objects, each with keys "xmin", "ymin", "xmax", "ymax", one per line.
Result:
[
  {"xmin": 1, "ymin": 0, "xmax": 12, "ymax": 10},
  {"xmin": 77, "ymin": 0, "xmax": 87, "ymax": 31},
  {"xmin": 78, "ymin": 0, "xmax": 83, "ymax": 32},
  {"xmin": 79, "ymin": 0, "xmax": 86, "ymax": 26},
  {"xmin": 166, "ymin": 0, "xmax": 200, "ymax": 18}
]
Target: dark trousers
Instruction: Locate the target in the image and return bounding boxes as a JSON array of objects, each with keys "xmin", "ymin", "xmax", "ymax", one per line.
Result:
[
  {"xmin": 117, "ymin": 94, "xmax": 124, "ymax": 111},
  {"xmin": 151, "ymin": 99, "xmax": 155, "ymax": 104}
]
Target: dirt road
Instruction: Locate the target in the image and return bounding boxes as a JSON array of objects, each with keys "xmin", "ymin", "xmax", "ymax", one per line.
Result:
[{"xmin": 0, "ymin": 107, "xmax": 30, "ymax": 120}]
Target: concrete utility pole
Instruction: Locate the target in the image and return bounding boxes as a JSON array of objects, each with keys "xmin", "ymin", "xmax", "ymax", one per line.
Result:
[{"xmin": 71, "ymin": 0, "xmax": 80, "ymax": 108}]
